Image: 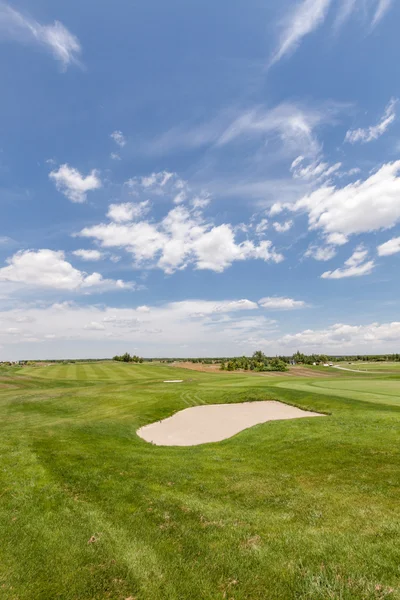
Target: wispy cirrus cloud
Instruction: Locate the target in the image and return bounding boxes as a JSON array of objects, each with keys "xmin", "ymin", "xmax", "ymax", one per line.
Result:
[
  {"xmin": 371, "ymin": 0, "xmax": 393, "ymax": 27},
  {"xmin": 345, "ymin": 98, "xmax": 397, "ymax": 144},
  {"xmin": 321, "ymin": 246, "xmax": 375, "ymax": 279},
  {"xmin": 0, "ymin": 2, "xmax": 81, "ymax": 69},
  {"xmin": 270, "ymin": 0, "xmax": 394, "ymax": 65},
  {"xmin": 270, "ymin": 0, "xmax": 332, "ymax": 65}
]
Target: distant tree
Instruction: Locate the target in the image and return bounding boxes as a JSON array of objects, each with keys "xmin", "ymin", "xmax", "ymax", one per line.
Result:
[
  {"xmin": 269, "ymin": 358, "xmax": 287, "ymax": 372},
  {"xmin": 252, "ymin": 350, "xmax": 266, "ymax": 363}
]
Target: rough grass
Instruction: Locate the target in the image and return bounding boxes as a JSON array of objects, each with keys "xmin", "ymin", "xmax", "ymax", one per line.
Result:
[{"xmin": 0, "ymin": 363, "xmax": 400, "ymax": 599}]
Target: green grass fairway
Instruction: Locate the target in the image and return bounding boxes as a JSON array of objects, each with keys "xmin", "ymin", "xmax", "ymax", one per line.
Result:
[
  {"xmin": 337, "ymin": 361, "xmax": 400, "ymax": 373},
  {"xmin": 1, "ymin": 363, "xmax": 400, "ymax": 600}
]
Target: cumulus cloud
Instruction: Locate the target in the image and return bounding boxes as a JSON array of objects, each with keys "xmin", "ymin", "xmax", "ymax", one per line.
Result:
[
  {"xmin": 273, "ymin": 220, "xmax": 293, "ymax": 233},
  {"xmin": 325, "ymin": 232, "xmax": 348, "ymax": 246},
  {"xmin": 84, "ymin": 321, "xmax": 105, "ymax": 331},
  {"xmin": 279, "ymin": 320, "xmax": 400, "ymax": 351},
  {"xmin": 305, "ymin": 245, "xmax": 337, "ymax": 261},
  {"xmin": 0, "ymin": 298, "xmax": 277, "ymax": 359},
  {"xmin": 49, "ymin": 164, "xmax": 101, "ymax": 203},
  {"xmin": 345, "ymin": 98, "xmax": 397, "ymax": 144},
  {"xmin": 4, "ymin": 299, "xmax": 400, "ymax": 359},
  {"xmin": 107, "ymin": 201, "xmax": 150, "ymax": 223},
  {"xmin": 293, "ymin": 161, "xmax": 400, "ymax": 238},
  {"xmin": 72, "ymin": 249, "xmax": 104, "ymax": 261},
  {"xmin": 321, "ymin": 246, "xmax": 375, "ymax": 279},
  {"xmin": 0, "ymin": 3, "xmax": 81, "ymax": 68},
  {"xmin": 377, "ymin": 236, "xmax": 400, "ymax": 256},
  {"xmin": 255, "ymin": 218, "xmax": 269, "ymax": 235},
  {"xmin": 110, "ymin": 130, "xmax": 126, "ymax": 147},
  {"xmin": 258, "ymin": 297, "xmax": 306, "ymax": 310},
  {"xmin": 79, "ymin": 192, "xmax": 283, "ymax": 274},
  {"xmin": 0, "ymin": 249, "xmax": 134, "ymax": 291}
]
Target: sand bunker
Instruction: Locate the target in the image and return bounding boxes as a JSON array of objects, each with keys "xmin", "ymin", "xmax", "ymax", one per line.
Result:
[
  {"xmin": 137, "ymin": 401, "xmax": 324, "ymax": 446},
  {"xmin": 163, "ymin": 380, "xmax": 184, "ymax": 383}
]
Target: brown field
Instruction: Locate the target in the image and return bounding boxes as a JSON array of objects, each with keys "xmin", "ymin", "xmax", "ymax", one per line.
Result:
[{"xmin": 172, "ymin": 362, "xmax": 335, "ymax": 377}]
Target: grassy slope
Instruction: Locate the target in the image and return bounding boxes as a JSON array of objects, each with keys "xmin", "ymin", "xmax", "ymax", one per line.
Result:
[
  {"xmin": 336, "ymin": 362, "xmax": 400, "ymax": 372},
  {"xmin": 0, "ymin": 363, "xmax": 400, "ymax": 600}
]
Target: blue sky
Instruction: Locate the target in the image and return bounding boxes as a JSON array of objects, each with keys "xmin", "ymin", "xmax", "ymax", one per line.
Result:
[{"xmin": 0, "ymin": 0, "xmax": 400, "ymax": 359}]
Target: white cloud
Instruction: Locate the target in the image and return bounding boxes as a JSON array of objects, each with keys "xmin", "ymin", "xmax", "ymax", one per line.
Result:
[
  {"xmin": 79, "ymin": 200, "xmax": 283, "ymax": 274},
  {"xmin": 0, "ymin": 3, "xmax": 81, "ymax": 68},
  {"xmin": 110, "ymin": 130, "xmax": 126, "ymax": 147},
  {"xmin": 279, "ymin": 320, "xmax": 400, "ymax": 351},
  {"xmin": 290, "ymin": 155, "xmax": 342, "ymax": 181},
  {"xmin": 371, "ymin": 0, "xmax": 393, "ymax": 26},
  {"xmin": 192, "ymin": 225, "xmax": 283, "ymax": 272},
  {"xmin": 377, "ymin": 236, "xmax": 400, "ymax": 256},
  {"xmin": 270, "ymin": 0, "xmax": 394, "ymax": 65},
  {"xmin": 258, "ymin": 297, "xmax": 306, "ymax": 310},
  {"xmin": 345, "ymin": 98, "xmax": 397, "ymax": 144},
  {"xmin": 192, "ymin": 194, "xmax": 211, "ymax": 209},
  {"xmin": 270, "ymin": 0, "xmax": 332, "ymax": 65},
  {"xmin": 107, "ymin": 201, "xmax": 150, "ymax": 223},
  {"xmin": 110, "ymin": 153, "xmax": 121, "ymax": 161},
  {"xmin": 325, "ymin": 232, "xmax": 348, "ymax": 246},
  {"xmin": 84, "ymin": 322, "xmax": 105, "ymax": 331},
  {"xmin": 294, "ymin": 161, "xmax": 400, "ymax": 237},
  {"xmin": 217, "ymin": 103, "xmax": 329, "ymax": 158},
  {"xmin": 255, "ymin": 218, "xmax": 269, "ymax": 235},
  {"xmin": 2, "ymin": 300, "xmax": 400, "ymax": 359},
  {"xmin": 269, "ymin": 202, "xmax": 286, "ymax": 217},
  {"xmin": 321, "ymin": 246, "xmax": 375, "ymax": 279},
  {"xmin": 130, "ymin": 171, "xmax": 175, "ymax": 190},
  {"xmin": 49, "ymin": 164, "xmax": 101, "ymax": 203},
  {"xmin": 136, "ymin": 305, "xmax": 150, "ymax": 313},
  {"xmin": 273, "ymin": 220, "xmax": 293, "ymax": 233},
  {"xmin": 0, "ymin": 298, "xmax": 279, "ymax": 359},
  {"xmin": 335, "ymin": 0, "xmax": 393, "ymax": 28},
  {"xmin": 146, "ymin": 102, "xmax": 339, "ymax": 165},
  {"xmin": 0, "ymin": 249, "xmax": 134, "ymax": 292},
  {"xmin": 72, "ymin": 249, "xmax": 104, "ymax": 261},
  {"xmin": 305, "ymin": 245, "xmax": 337, "ymax": 261}
]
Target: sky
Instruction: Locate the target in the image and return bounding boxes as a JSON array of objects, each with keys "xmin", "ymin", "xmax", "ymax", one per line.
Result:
[{"xmin": 0, "ymin": 0, "xmax": 400, "ymax": 359}]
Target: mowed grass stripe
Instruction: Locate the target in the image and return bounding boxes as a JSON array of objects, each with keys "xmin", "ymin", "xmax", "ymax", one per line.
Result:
[
  {"xmin": 276, "ymin": 379, "xmax": 400, "ymax": 406},
  {"xmin": 1, "ymin": 363, "xmax": 400, "ymax": 599}
]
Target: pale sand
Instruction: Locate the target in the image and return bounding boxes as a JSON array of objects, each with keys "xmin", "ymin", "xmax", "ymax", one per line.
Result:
[{"xmin": 137, "ymin": 401, "xmax": 325, "ymax": 446}]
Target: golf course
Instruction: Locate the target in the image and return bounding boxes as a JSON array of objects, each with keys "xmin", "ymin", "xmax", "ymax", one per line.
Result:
[{"xmin": 0, "ymin": 361, "xmax": 399, "ymax": 600}]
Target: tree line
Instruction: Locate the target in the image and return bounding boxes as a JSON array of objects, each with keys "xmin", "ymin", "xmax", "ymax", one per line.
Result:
[
  {"xmin": 112, "ymin": 353, "xmax": 144, "ymax": 363},
  {"xmin": 220, "ymin": 351, "xmax": 287, "ymax": 372}
]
